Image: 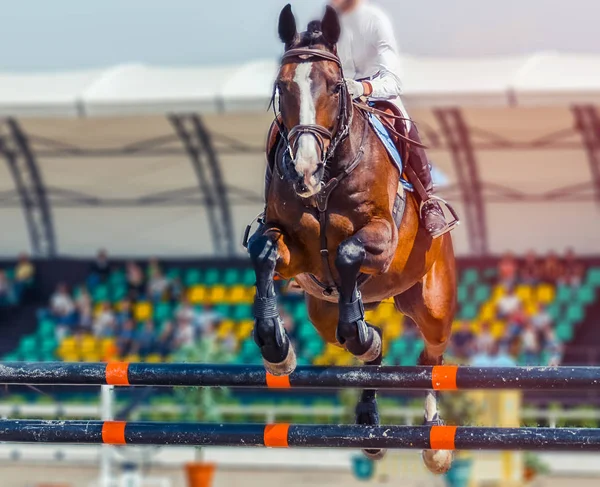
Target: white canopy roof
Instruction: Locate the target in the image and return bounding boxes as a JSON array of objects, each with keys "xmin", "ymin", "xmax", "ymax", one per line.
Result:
[{"xmin": 2, "ymin": 52, "xmax": 600, "ymax": 118}]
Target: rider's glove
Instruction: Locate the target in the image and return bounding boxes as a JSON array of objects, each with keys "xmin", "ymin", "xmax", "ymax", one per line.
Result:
[{"xmin": 345, "ymin": 78, "xmax": 365, "ymax": 100}]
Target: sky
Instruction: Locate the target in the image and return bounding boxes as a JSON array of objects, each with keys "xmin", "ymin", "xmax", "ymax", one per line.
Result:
[{"xmin": 1, "ymin": 0, "xmax": 598, "ymax": 71}]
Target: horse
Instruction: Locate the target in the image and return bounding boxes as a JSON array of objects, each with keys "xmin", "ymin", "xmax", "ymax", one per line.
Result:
[{"xmin": 247, "ymin": 4, "xmax": 457, "ymax": 474}]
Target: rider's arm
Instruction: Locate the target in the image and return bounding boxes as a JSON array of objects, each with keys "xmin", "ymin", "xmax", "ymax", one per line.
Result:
[{"xmin": 366, "ymin": 11, "xmax": 403, "ymax": 101}]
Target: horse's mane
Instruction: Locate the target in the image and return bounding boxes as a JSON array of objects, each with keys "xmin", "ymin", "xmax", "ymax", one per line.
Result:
[{"xmin": 294, "ymin": 20, "xmax": 334, "ymax": 51}]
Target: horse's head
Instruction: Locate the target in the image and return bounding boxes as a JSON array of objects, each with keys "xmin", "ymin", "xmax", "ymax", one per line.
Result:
[{"xmin": 275, "ymin": 4, "xmax": 350, "ymax": 198}]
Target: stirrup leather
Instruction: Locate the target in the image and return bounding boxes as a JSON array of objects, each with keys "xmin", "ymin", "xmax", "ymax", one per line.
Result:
[{"xmin": 419, "ymin": 195, "xmax": 460, "ymax": 238}]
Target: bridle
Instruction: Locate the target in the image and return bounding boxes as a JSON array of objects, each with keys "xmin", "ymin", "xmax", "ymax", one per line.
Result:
[{"xmin": 272, "ymin": 47, "xmax": 352, "ymax": 167}]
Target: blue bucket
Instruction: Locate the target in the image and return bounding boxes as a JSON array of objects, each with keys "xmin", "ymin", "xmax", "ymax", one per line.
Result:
[
  {"xmin": 444, "ymin": 458, "xmax": 473, "ymax": 487},
  {"xmin": 351, "ymin": 455, "xmax": 375, "ymax": 481}
]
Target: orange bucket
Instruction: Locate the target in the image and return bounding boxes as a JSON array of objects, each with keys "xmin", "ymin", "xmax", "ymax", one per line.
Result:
[{"xmin": 185, "ymin": 463, "xmax": 216, "ymax": 487}]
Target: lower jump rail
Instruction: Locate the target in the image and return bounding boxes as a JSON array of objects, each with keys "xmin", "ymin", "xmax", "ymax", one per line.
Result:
[
  {"xmin": 0, "ymin": 362, "xmax": 599, "ymax": 390},
  {"xmin": 1, "ymin": 421, "xmax": 600, "ymax": 451}
]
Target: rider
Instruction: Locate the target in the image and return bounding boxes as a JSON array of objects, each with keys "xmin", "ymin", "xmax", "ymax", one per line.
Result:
[{"xmin": 330, "ymin": 0, "xmax": 455, "ymax": 238}]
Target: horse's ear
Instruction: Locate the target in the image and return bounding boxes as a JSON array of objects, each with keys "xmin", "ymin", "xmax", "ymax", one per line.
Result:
[
  {"xmin": 278, "ymin": 4, "xmax": 298, "ymax": 45},
  {"xmin": 321, "ymin": 6, "xmax": 341, "ymax": 45}
]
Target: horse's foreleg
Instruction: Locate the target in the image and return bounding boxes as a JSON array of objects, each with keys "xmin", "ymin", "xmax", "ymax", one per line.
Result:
[
  {"xmin": 334, "ymin": 220, "xmax": 394, "ymax": 362},
  {"xmin": 248, "ymin": 228, "xmax": 297, "ymax": 376},
  {"xmin": 394, "ymin": 235, "xmax": 456, "ymax": 474}
]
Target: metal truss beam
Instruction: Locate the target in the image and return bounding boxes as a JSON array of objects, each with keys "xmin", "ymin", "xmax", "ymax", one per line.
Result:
[
  {"xmin": 169, "ymin": 114, "xmax": 235, "ymax": 256},
  {"xmin": 0, "ymin": 119, "xmax": 56, "ymax": 257},
  {"xmin": 434, "ymin": 108, "xmax": 488, "ymax": 256},
  {"xmin": 573, "ymin": 105, "xmax": 600, "ymax": 205}
]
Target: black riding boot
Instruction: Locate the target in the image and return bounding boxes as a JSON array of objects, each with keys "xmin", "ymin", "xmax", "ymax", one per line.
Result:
[{"xmin": 407, "ymin": 125, "xmax": 452, "ymax": 238}]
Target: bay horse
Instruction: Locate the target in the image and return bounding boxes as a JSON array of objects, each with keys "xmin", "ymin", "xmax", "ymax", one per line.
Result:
[{"xmin": 247, "ymin": 5, "xmax": 456, "ymax": 474}]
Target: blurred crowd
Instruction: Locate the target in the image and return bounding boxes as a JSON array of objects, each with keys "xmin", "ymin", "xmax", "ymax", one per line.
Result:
[
  {"xmin": 48, "ymin": 250, "xmax": 224, "ymax": 359},
  {"xmin": 448, "ymin": 249, "xmax": 584, "ymax": 367},
  {"xmin": 0, "ymin": 253, "xmax": 35, "ymax": 306}
]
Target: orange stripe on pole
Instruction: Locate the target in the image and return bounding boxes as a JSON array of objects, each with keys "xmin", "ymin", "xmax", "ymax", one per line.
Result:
[
  {"xmin": 266, "ymin": 373, "xmax": 291, "ymax": 389},
  {"xmin": 264, "ymin": 424, "xmax": 290, "ymax": 448},
  {"xmin": 432, "ymin": 365, "xmax": 458, "ymax": 390},
  {"xmin": 102, "ymin": 421, "xmax": 127, "ymax": 445},
  {"xmin": 105, "ymin": 362, "xmax": 130, "ymax": 386},
  {"xmin": 430, "ymin": 425, "xmax": 457, "ymax": 450}
]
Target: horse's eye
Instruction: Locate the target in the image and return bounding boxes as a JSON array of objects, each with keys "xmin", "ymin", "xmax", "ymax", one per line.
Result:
[{"xmin": 332, "ymin": 83, "xmax": 342, "ymax": 95}]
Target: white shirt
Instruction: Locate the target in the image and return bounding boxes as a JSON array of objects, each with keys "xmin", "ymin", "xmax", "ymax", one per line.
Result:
[{"xmin": 337, "ymin": 2, "xmax": 405, "ymax": 103}]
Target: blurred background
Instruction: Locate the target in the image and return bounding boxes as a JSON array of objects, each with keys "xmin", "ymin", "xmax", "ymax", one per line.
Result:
[{"xmin": 0, "ymin": 0, "xmax": 599, "ymax": 486}]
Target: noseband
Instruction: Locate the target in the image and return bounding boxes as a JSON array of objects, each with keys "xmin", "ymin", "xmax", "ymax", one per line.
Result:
[{"xmin": 274, "ymin": 47, "xmax": 352, "ymax": 166}]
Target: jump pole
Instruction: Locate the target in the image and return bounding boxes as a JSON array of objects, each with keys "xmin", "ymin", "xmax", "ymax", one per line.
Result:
[
  {"xmin": 0, "ymin": 363, "xmax": 599, "ymax": 390},
  {"xmin": 1, "ymin": 420, "xmax": 600, "ymax": 451}
]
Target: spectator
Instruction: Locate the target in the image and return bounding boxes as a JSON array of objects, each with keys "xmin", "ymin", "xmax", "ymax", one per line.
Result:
[
  {"xmin": 506, "ymin": 305, "xmax": 528, "ymax": 339},
  {"xmin": 126, "ymin": 261, "xmax": 145, "ymax": 301},
  {"xmin": 450, "ymin": 321, "xmax": 474, "ymax": 362},
  {"xmin": 561, "ymin": 248, "xmax": 585, "ymax": 289},
  {"xmin": 136, "ymin": 320, "xmax": 156, "ymax": 358},
  {"xmin": 174, "ymin": 319, "xmax": 195, "ymax": 348},
  {"xmin": 169, "ymin": 276, "xmax": 184, "ymax": 303},
  {"xmin": 50, "ymin": 283, "xmax": 77, "ymax": 327},
  {"xmin": 521, "ymin": 322, "xmax": 540, "ymax": 365},
  {"xmin": 474, "ymin": 321, "xmax": 495, "ymax": 355},
  {"xmin": 93, "ymin": 302, "xmax": 116, "ymax": 337},
  {"xmin": 471, "ymin": 341, "xmax": 516, "ymax": 367},
  {"xmin": 0, "ymin": 270, "xmax": 16, "ymax": 305},
  {"xmin": 496, "ymin": 284, "xmax": 522, "ymax": 319},
  {"xmin": 14, "ymin": 252, "xmax": 34, "ymax": 300},
  {"xmin": 115, "ymin": 299, "xmax": 133, "ymax": 325},
  {"xmin": 542, "ymin": 252, "xmax": 564, "ymax": 285},
  {"xmin": 75, "ymin": 286, "xmax": 93, "ymax": 331},
  {"xmin": 497, "ymin": 252, "xmax": 518, "ymax": 288},
  {"xmin": 531, "ymin": 303, "xmax": 552, "ymax": 332},
  {"xmin": 542, "ymin": 326, "xmax": 563, "ymax": 366},
  {"xmin": 175, "ymin": 296, "xmax": 196, "ymax": 325},
  {"xmin": 89, "ymin": 249, "xmax": 111, "ymax": 287},
  {"xmin": 147, "ymin": 268, "xmax": 169, "ymax": 303},
  {"xmin": 520, "ymin": 250, "xmax": 541, "ymax": 285},
  {"xmin": 147, "ymin": 258, "xmax": 162, "ymax": 279},
  {"xmin": 157, "ymin": 321, "xmax": 176, "ymax": 358},
  {"xmin": 117, "ymin": 319, "xmax": 136, "ymax": 357}
]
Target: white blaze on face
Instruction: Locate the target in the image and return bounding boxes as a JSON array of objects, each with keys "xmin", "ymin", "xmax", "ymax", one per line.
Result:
[{"xmin": 292, "ymin": 62, "xmax": 320, "ymax": 183}]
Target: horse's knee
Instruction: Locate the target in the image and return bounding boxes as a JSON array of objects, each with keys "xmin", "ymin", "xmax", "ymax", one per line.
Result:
[
  {"xmin": 335, "ymin": 237, "xmax": 366, "ymax": 272},
  {"xmin": 249, "ymin": 234, "xmax": 277, "ymax": 272}
]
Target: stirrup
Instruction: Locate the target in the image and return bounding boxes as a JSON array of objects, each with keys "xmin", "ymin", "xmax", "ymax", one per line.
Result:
[{"xmin": 419, "ymin": 195, "xmax": 460, "ymax": 239}]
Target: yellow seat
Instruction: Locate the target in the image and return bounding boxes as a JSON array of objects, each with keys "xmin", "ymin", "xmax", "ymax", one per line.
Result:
[
  {"xmin": 145, "ymin": 354, "xmax": 163, "ymax": 363},
  {"xmin": 217, "ymin": 320, "xmax": 234, "ymax": 339},
  {"xmin": 124, "ymin": 354, "xmax": 141, "ymax": 363},
  {"xmin": 62, "ymin": 352, "xmax": 81, "ymax": 362},
  {"xmin": 243, "ymin": 287, "xmax": 256, "ymax": 302},
  {"xmin": 479, "ymin": 302, "xmax": 496, "ymax": 322},
  {"xmin": 515, "ymin": 285, "xmax": 533, "ymax": 302},
  {"xmin": 228, "ymin": 285, "xmax": 247, "ymax": 304},
  {"xmin": 134, "ymin": 302, "xmax": 153, "ymax": 321},
  {"xmin": 537, "ymin": 284, "xmax": 555, "ymax": 304},
  {"xmin": 491, "ymin": 285, "xmax": 506, "ymax": 301},
  {"xmin": 81, "ymin": 335, "xmax": 98, "ymax": 353},
  {"xmin": 491, "ymin": 320, "xmax": 506, "ymax": 339},
  {"xmin": 188, "ymin": 286, "xmax": 206, "ymax": 304}
]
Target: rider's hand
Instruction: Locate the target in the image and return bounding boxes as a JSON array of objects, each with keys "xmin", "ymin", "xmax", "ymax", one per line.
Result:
[{"xmin": 345, "ymin": 79, "xmax": 365, "ymax": 100}]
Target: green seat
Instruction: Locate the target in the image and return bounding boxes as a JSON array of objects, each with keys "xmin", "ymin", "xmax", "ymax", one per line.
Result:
[
  {"xmin": 462, "ymin": 268, "xmax": 479, "ymax": 286},
  {"xmin": 576, "ymin": 285, "xmax": 596, "ymax": 305},
  {"xmin": 565, "ymin": 304, "xmax": 584, "ymax": 324},
  {"xmin": 459, "ymin": 303, "xmax": 478, "ymax": 320},
  {"xmin": 223, "ymin": 268, "xmax": 240, "ymax": 286},
  {"xmin": 555, "ymin": 285, "xmax": 573, "ymax": 303},
  {"xmin": 154, "ymin": 302, "xmax": 173, "ymax": 323},
  {"xmin": 473, "ymin": 284, "xmax": 491, "ymax": 303},
  {"xmin": 166, "ymin": 268, "xmax": 181, "ymax": 280},
  {"xmin": 184, "ymin": 268, "xmax": 202, "ymax": 286},
  {"xmin": 547, "ymin": 303, "xmax": 561, "ymax": 321},
  {"xmin": 18, "ymin": 336, "xmax": 38, "ymax": 355},
  {"xmin": 587, "ymin": 267, "xmax": 600, "ymax": 286},
  {"xmin": 213, "ymin": 304, "xmax": 230, "ymax": 317},
  {"xmin": 241, "ymin": 269, "xmax": 255, "ymax": 287},
  {"xmin": 231, "ymin": 305, "xmax": 252, "ymax": 321},
  {"xmin": 111, "ymin": 283, "xmax": 128, "ymax": 302},
  {"xmin": 93, "ymin": 285, "xmax": 109, "ymax": 302},
  {"xmin": 482, "ymin": 267, "xmax": 497, "ymax": 281},
  {"xmin": 457, "ymin": 285, "xmax": 469, "ymax": 304},
  {"xmin": 38, "ymin": 319, "xmax": 55, "ymax": 339},
  {"xmin": 202, "ymin": 268, "xmax": 221, "ymax": 286},
  {"xmin": 109, "ymin": 270, "xmax": 127, "ymax": 286},
  {"xmin": 556, "ymin": 322, "xmax": 574, "ymax": 342}
]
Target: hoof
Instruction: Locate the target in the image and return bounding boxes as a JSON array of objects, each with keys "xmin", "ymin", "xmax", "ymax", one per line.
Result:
[
  {"xmin": 355, "ymin": 328, "xmax": 382, "ymax": 363},
  {"xmin": 362, "ymin": 448, "xmax": 387, "ymax": 461},
  {"xmin": 263, "ymin": 346, "xmax": 297, "ymax": 376},
  {"xmin": 422, "ymin": 449, "xmax": 454, "ymax": 475}
]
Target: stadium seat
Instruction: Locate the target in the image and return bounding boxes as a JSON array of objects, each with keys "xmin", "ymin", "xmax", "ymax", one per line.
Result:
[
  {"xmin": 184, "ymin": 268, "xmax": 202, "ymax": 287},
  {"xmin": 188, "ymin": 285, "xmax": 206, "ymax": 304},
  {"xmin": 134, "ymin": 302, "xmax": 153, "ymax": 322}
]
